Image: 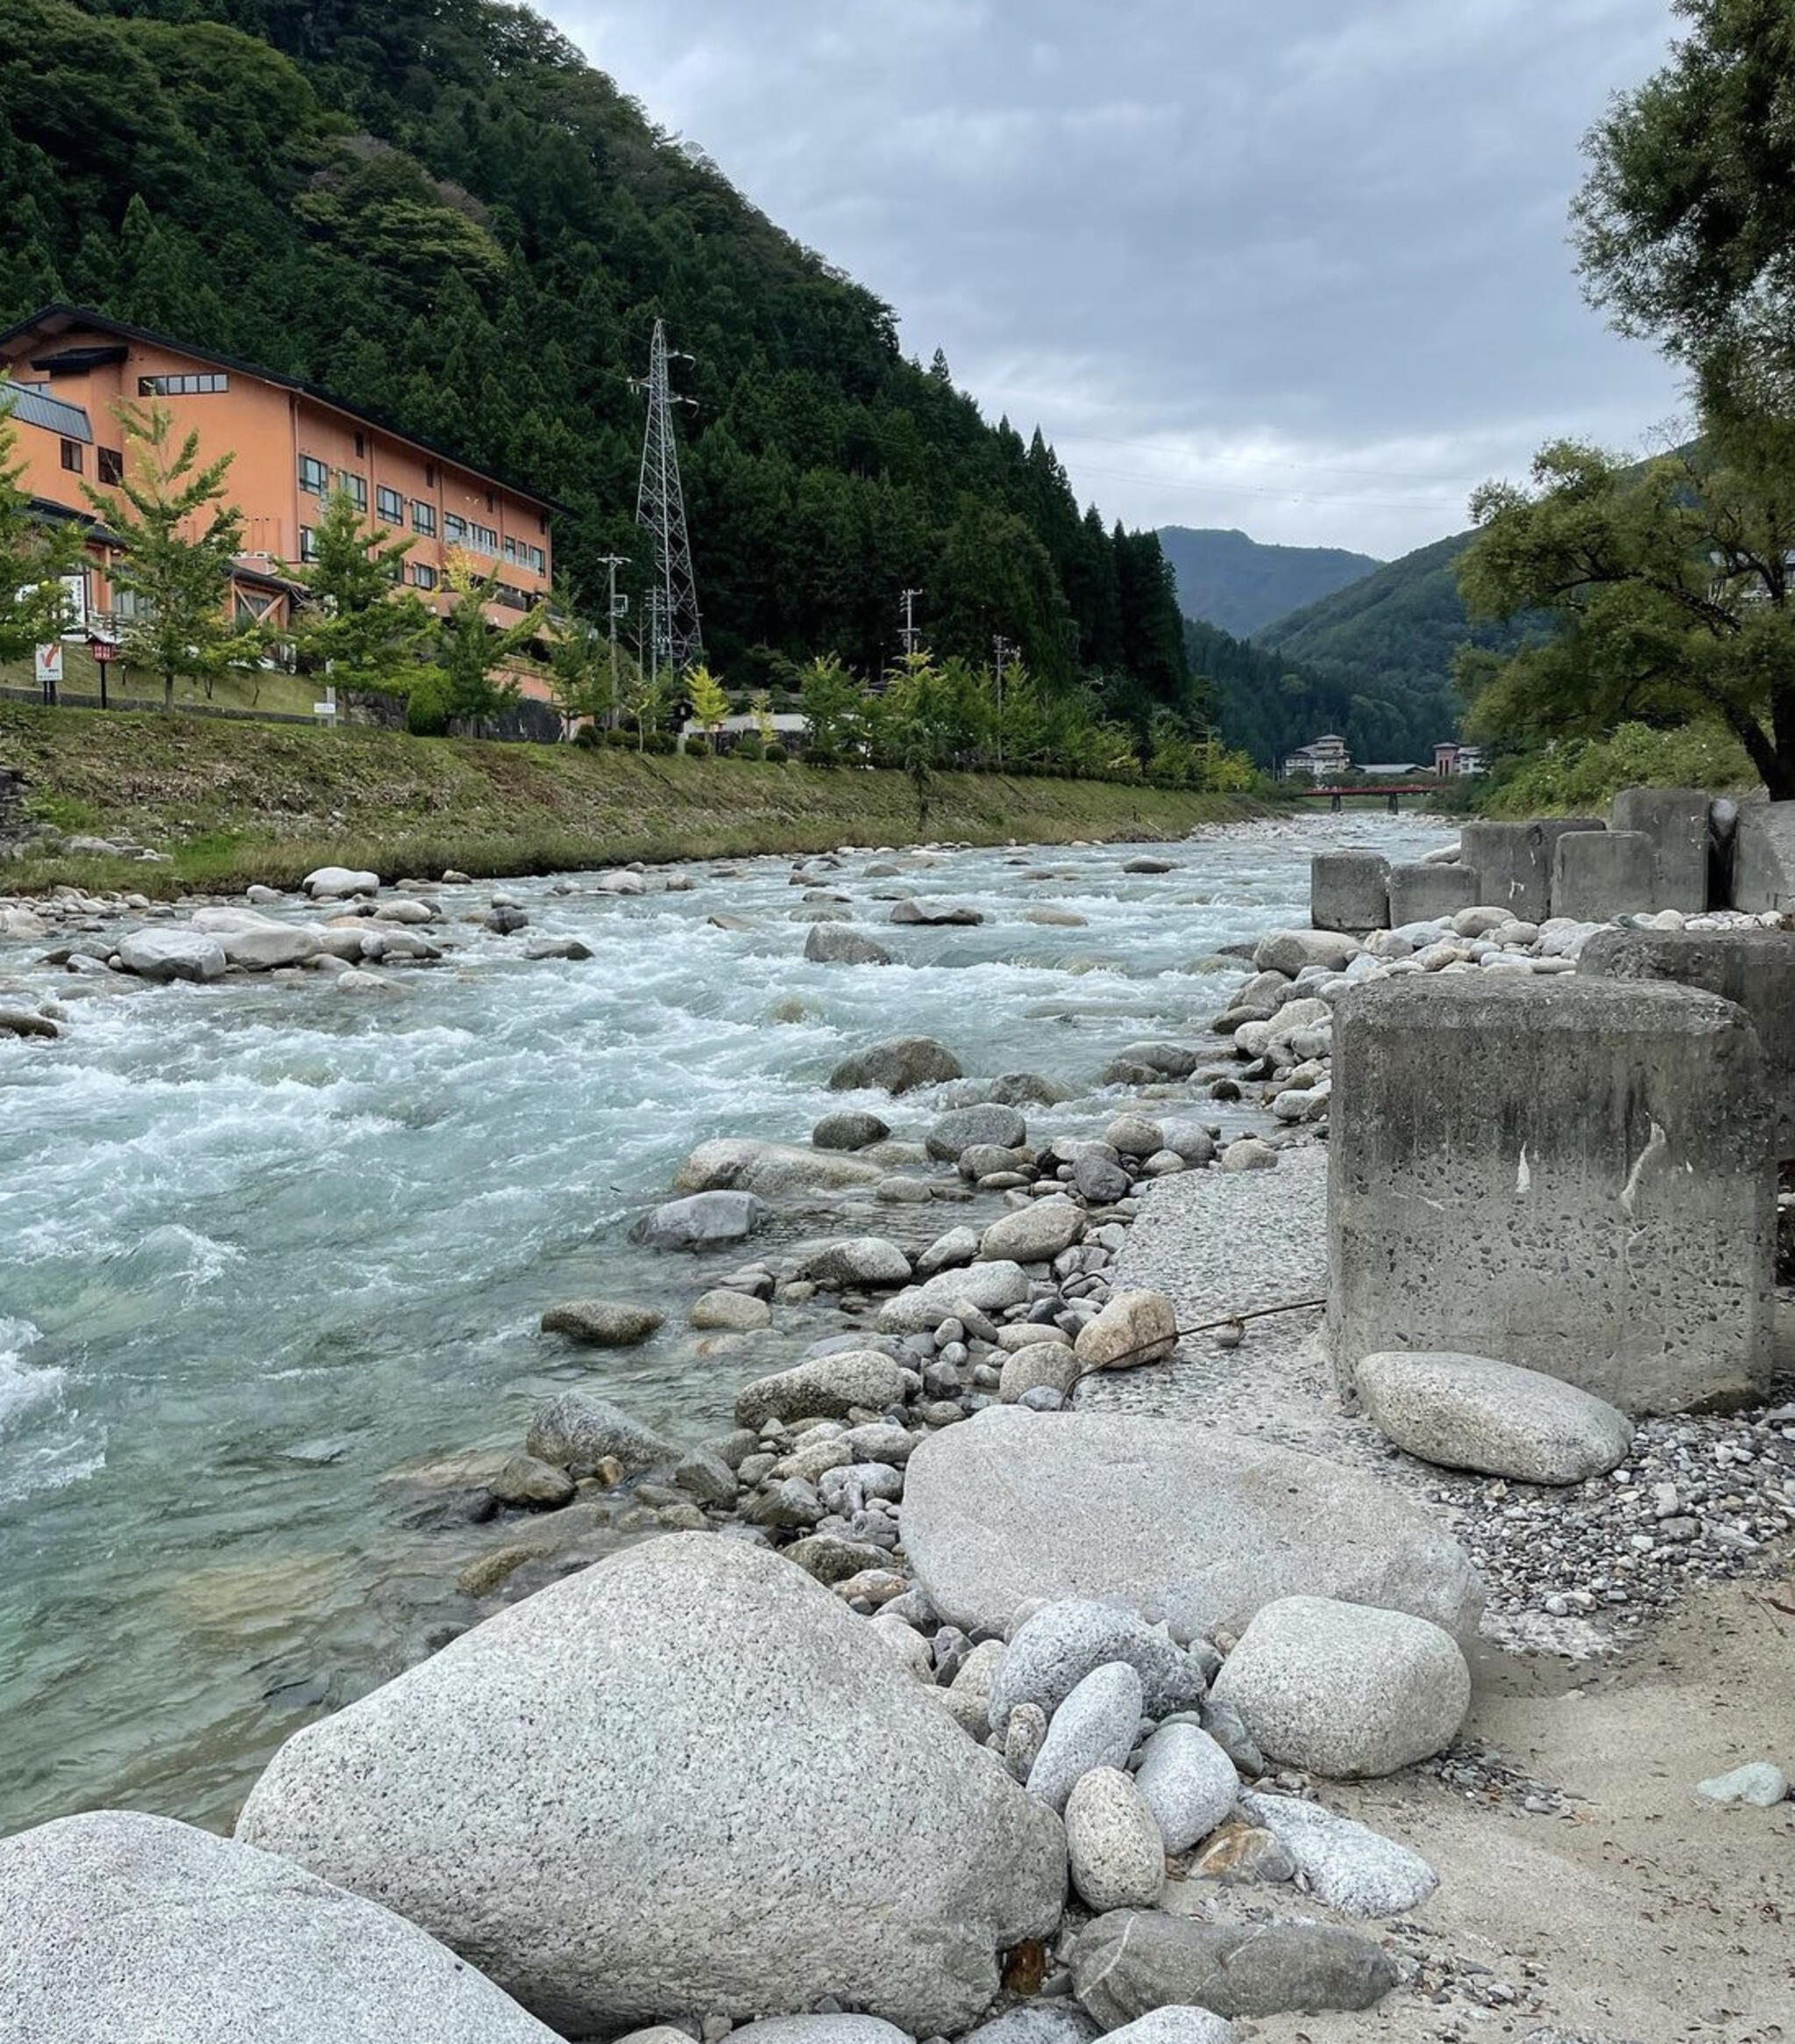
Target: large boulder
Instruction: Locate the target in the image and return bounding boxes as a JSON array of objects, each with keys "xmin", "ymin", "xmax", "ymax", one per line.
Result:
[
  {"xmin": 1133, "ymin": 1724, "xmax": 1240, "ymax": 1853},
  {"xmin": 540, "ymin": 1300, "xmax": 663, "ymax": 1346},
  {"xmin": 674, "ymin": 1139, "xmax": 883, "ymax": 1199},
  {"xmin": 805, "ymin": 925, "xmax": 894, "ymax": 966},
  {"xmin": 0, "ymin": 1808, "xmax": 558, "ymax": 2042},
  {"xmin": 1210, "ymin": 1595, "xmax": 1470, "ymax": 1778},
  {"xmin": 791, "ymin": 1238, "xmax": 914, "ymax": 1288},
  {"xmin": 1072, "ymin": 1908, "xmax": 1397, "ymax": 2025},
  {"xmin": 190, "ymin": 908, "xmax": 323, "ymax": 970},
  {"xmin": 877, "ymin": 1260, "xmax": 1032, "ymax": 1335},
  {"xmin": 1251, "ymin": 929, "xmax": 1360, "ymax": 976},
  {"xmin": 525, "ymin": 1392, "xmax": 676, "ymax": 1475},
  {"xmin": 978, "ymin": 1196, "xmax": 1084, "ymax": 1265},
  {"xmin": 812, "ymin": 1111, "xmax": 890, "ymax": 1152},
  {"xmin": 1025, "ymin": 1662, "xmax": 1142, "ymax": 1813},
  {"xmin": 734, "ymin": 1350, "xmax": 910, "ymax": 1427},
  {"xmin": 1353, "ymin": 1350, "xmax": 1634, "ymax": 1484},
  {"xmin": 236, "ymin": 1535, "xmax": 1066, "ymax": 2036},
  {"xmin": 902, "ymin": 1410, "xmax": 1484, "ymax": 1639},
  {"xmin": 302, "ymin": 865, "xmax": 379, "ymax": 899},
  {"xmin": 829, "ymin": 1037, "xmax": 964, "ymax": 1095},
  {"xmin": 631, "ymin": 1190, "xmax": 770, "ymax": 1251},
  {"xmin": 890, "ymin": 899, "xmax": 984, "ymax": 926},
  {"xmin": 1073, "ymin": 1291, "xmax": 1178, "ymax": 1371},
  {"xmin": 116, "ymin": 929, "xmax": 227, "ymax": 983},
  {"xmin": 926, "ymin": 1104, "xmax": 1028, "ymax": 1160}
]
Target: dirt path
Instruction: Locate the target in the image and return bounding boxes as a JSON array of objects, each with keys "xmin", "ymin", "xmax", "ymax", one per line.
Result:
[{"xmin": 1228, "ymin": 1582, "xmax": 1795, "ymax": 2044}]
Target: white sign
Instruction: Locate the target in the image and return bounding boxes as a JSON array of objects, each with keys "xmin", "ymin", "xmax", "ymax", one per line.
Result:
[
  {"xmin": 58, "ymin": 572, "xmax": 88, "ymax": 636},
  {"xmin": 33, "ymin": 642, "xmax": 63, "ymax": 685},
  {"xmin": 312, "ymin": 684, "xmax": 337, "ymax": 726}
]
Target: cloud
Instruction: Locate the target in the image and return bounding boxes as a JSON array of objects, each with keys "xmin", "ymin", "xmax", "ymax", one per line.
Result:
[{"xmin": 559, "ymin": 0, "xmax": 1686, "ymax": 557}]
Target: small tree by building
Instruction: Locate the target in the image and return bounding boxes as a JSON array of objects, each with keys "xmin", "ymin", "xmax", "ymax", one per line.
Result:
[
  {"xmin": 82, "ymin": 401, "xmax": 255, "ymax": 709},
  {"xmin": 282, "ymin": 486, "xmax": 435, "ymax": 699},
  {"xmin": 544, "ymin": 574, "xmax": 614, "ymax": 737},
  {"xmin": 616, "ymin": 658, "xmax": 670, "ymax": 752},
  {"xmin": 0, "ymin": 380, "xmax": 84, "ymax": 664},
  {"xmin": 685, "ymin": 662, "xmax": 729, "ymax": 749},
  {"xmin": 411, "ymin": 552, "xmax": 546, "ymax": 735}
]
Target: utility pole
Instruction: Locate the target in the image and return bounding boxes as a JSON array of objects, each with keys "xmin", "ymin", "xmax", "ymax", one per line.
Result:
[
  {"xmin": 598, "ymin": 551, "xmax": 628, "ymax": 725},
  {"xmin": 632, "ymin": 320, "xmax": 704, "ymax": 676},
  {"xmin": 898, "ymin": 587, "xmax": 922, "ymax": 659},
  {"xmin": 993, "ymin": 635, "xmax": 1017, "ymax": 770}
]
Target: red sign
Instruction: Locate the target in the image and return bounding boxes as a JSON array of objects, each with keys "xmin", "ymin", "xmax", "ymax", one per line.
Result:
[{"xmin": 88, "ymin": 635, "xmax": 117, "ymax": 664}]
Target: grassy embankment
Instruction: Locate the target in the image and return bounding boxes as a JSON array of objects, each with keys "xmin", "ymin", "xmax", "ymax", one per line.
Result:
[{"xmin": 0, "ymin": 704, "xmax": 1266, "ymax": 898}]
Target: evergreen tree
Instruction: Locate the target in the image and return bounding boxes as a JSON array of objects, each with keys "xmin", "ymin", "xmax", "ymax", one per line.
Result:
[
  {"xmin": 413, "ymin": 556, "xmax": 545, "ymax": 733},
  {"xmin": 82, "ymin": 401, "xmax": 254, "ymax": 708},
  {"xmin": 282, "ymin": 486, "xmax": 434, "ymax": 695}
]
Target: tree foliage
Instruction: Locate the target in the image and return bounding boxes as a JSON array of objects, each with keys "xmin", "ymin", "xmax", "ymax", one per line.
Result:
[
  {"xmin": 0, "ymin": 0, "xmax": 1192, "ymax": 735},
  {"xmin": 283, "ymin": 484, "xmax": 433, "ymax": 693},
  {"xmin": 82, "ymin": 399, "xmax": 256, "ymax": 706}
]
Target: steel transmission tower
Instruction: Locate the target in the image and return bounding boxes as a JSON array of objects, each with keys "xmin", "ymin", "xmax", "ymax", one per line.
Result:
[{"xmin": 633, "ymin": 319, "xmax": 705, "ymax": 675}]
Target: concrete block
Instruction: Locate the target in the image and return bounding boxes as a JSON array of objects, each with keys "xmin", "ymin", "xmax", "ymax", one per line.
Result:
[
  {"xmin": 1731, "ymin": 800, "xmax": 1795, "ymax": 912},
  {"xmin": 1460, "ymin": 819, "xmax": 1606, "ymax": 922},
  {"xmin": 1328, "ymin": 976, "xmax": 1773, "ymax": 1416},
  {"xmin": 1310, "ymin": 850, "xmax": 1390, "ymax": 934},
  {"xmin": 1550, "ymin": 828, "xmax": 1655, "ymax": 920},
  {"xmin": 1387, "ymin": 862, "xmax": 1479, "ymax": 925},
  {"xmin": 1609, "ymin": 786, "xmax": 1709, "ymax": 912},
  {"xmin": 1579, "ymin": 924, "xmax": 1795, "ymax": 1157}
]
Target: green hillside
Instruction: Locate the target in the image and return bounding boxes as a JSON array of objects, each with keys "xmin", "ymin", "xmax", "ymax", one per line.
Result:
[
  {"xmin": 1252, "ymin": 530, "xmax": 1536, "ymax": 761},
  {"xmin": 0, "ymin": 0, "xmax": 1191, "ymax": 725},
  {"xmin": 1158, "ymin": 525, "xmax": 1380, "ymax": 640}
]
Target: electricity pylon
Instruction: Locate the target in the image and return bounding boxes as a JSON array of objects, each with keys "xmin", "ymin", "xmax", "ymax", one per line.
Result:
[{"xmin": 633, "ymin": 319, "xmax": 704, "ymax": 675}]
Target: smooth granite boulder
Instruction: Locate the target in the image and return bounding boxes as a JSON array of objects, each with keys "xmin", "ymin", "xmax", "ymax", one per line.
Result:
[
  {"xmin": 1238, "ymin": 1792, "xmax": 1437, "ymax": 1917},
  {"xmin": 988, "ymin": 1599, "xmax": 1207, "ymax": 1739},
  {"xmin": 1210, "ymin": 1596, "xmax": 1470, "ymax": 1778},
  {"xmin": 791, "ymin": 1238, "xmax": 915, "ymax": 1289},
  {"xmin": 631, "ymin": 1190, "xmax": 770, "ymax": 1251},
  {"xmin": 902, "ymin": 1409, "xmax": 1484, "ymax": 1639},
  {"xmin": 979, "ymin": 1197, "xmax": 1085, "ymax": 1265},
  {"xmin": 926, "ymin": 1104, "xmax": 1028, "ymax": 1160},
  {"xmin": 828, "ymin": 1037, "xmax": 964, "ymax": 1095},
  {"xmin": 116, "ymin": 929, "xmax": 227, "ymax": 983},
  {"xmin": 1133, "ymin": 1723, "xmax": 1240, "ymax": 1853},
  {"xmin": 1354, "ymin": 1350, "xmax": 1634, "ymax": 1484},
  {"xmin": 1025, "ymin": 1662, "xmax": 1142, "ymax": 1813},
  {"xmin": 236, "ymin": 1536, "xmax": 1066, "ymax": 2038},
  {"xmin": 1072, "ymin": 1908, "xmax": 1397, "ymax": 2023},
  {"xmin": 1064, "ymin": 1766, "xmax": 1165, "ymax": 1911},
  {"xmin": 734, "ymin": 1350, "xmax": 910, "ymax": 1427},
  {"xmin": 674, "ymin": 1139, "xmax": 884, "ymax": 1198},
  {"xmin": 0, "ymin": 1809, "xmax": 559, "ymax": 2044},
  {"xmin": 877, "ymin": 1260, "xmax": 1032, "ymax": 1335},
  {"xmin": 1098, "ymin": 2012, "xmax": 1237, "ymax": 2044},
  {"xmin": 524, "ymin": 1392, "xmax": 675, "ymax": 1475}
]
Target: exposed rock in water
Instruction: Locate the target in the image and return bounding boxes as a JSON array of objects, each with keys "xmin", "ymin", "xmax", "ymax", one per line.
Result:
[
  {"xmin": 828, "ymin": 1037, "xmax": 964, "ymax": 1095},
  {"xmin": 539, "ymin": 1300, "xmax": 663, "ymax": 1347}
]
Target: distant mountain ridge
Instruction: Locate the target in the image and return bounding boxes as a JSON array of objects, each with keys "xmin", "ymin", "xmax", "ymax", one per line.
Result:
[{"xmin": 1157, "ymin": 525, "xmax": 1381, "ymax": 639}]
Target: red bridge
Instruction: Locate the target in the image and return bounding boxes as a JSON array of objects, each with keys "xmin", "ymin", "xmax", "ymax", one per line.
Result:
[{"xmin": 1289, "ymin": 783, "xmax": 1438, "ymax": 813}]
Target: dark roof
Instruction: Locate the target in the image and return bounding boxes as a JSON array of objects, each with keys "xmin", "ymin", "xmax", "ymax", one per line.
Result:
[
  {"xmin": 1, "ymin": 380, "xmax": 92, "ymax": 442},
  {"xmin": 0, "ymin": 305, "xmax": 567, "ymax": 515}
]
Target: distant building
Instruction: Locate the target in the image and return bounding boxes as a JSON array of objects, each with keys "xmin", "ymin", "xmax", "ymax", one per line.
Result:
[
  {"xmin": 1281, "ymin": 733, "xmax": 1351, "ymax": 779},
  {"xmin": 1433, "ymin": 741, "xmax": 1486, "ymax": 777},
  {"xmin": 1359, "ymin": 762, "xmax": 1420, "ymax": 778},
  {"xmin": 0, "ymin": 303, "xmax": 559, "ymax": 698}
]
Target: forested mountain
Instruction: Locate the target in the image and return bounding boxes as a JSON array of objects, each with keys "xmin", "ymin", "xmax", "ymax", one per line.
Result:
[
  {"xmin": 1181, "ymin": 617, "xmax": 1389, "ymax": 768},
  {"xmin": 1158, "ymin": 526, "xmax": 1380, "ymax": 640},
  {"xmin": 1249, "ymin": 531, "xmax": 1536, "ymax": 761},
  {"xmin": 0, "ymin": 0, "xmax": 1193, "ymax": 725}
]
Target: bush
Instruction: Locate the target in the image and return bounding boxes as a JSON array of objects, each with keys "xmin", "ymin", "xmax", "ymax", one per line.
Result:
[
  {"xmin": 571, "ymin": 723, "xmax": 600, "ymax": 749},
  {"xmin": 1485, "ymin": 720, "xmax": 1752, "ymax": 817},
  {"xmin": 602, "ymin": 727, "xmax": 631, "ymax": 748},
  {"xmin": 803, "ymin": 744, "xmax": 837, "ymax": 769},
  {"xmin": 764, "ymin": 742, "xmax": 789, "ymax": 763},
  {"xmin": 685, "ymin": 735, "xmax": 711, "ymax": 758},
  {"xmin": 642, "ymin": 731, "xmax": 675, "ymax": 755},
  {"xmin": 403, "ymin": 671, "xmax": 451, "ymax": 736},
  {"xmin": 734, "ymin": 735, "xmax": 764, "ymax": 761}
]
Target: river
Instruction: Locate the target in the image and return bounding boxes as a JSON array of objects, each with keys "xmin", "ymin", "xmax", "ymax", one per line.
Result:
[{"xmin": 0, "ymin": 811, "xmax": 1448, "ymax": 1836}]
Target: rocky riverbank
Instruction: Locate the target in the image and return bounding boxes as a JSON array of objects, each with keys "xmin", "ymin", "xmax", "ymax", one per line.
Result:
[{"xmin": 3, "ymin": 821, "xmax": 1791, "ymax": 2044}]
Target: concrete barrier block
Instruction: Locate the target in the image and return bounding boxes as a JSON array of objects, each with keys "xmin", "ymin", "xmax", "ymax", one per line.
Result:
[
  {"xmin": 1460, "ymin": 819, "xmax": 1606, "ymax": 922},
  {"xmin": 1387, "ymin": 862, "xmax": 1479, "ymax": 925},
  {"xmin": 1579, "ymin": 924, "xmax": 1795, "ymax": 1157},
  {"xmin": 1550, "ymin": 828, "xmax": 1655, "ymax": 920},
  {"xmin": 1731, "ymin": 800, "xmax": 1795, "ymax": 912},
  {"xmin": 1609, "ymin": 785, "xmax": 1709, "ymax": 912},
  {"xmin": 1328, "ymin": 976, "xmax": 1773, "ymax": 1415},
  {"xmin": 1310, "ymin": 850, "xmax": 1390, "ymax": 933}
]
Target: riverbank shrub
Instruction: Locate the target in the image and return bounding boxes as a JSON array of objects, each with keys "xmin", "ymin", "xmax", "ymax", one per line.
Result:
[{"xmin": 1480, "ymin": 721, "xmax": 1754, "ymax": 816}]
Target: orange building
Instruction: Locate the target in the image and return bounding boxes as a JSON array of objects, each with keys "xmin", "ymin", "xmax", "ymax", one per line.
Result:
[{"xmin": 0, "ymin": 304, "xmax": 558, "ymax": 691}]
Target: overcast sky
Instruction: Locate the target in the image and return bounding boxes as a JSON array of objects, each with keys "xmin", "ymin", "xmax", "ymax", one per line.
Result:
[{"xmin": 554, "ymin": 0, "xmax": 1686, "ymax": 561}]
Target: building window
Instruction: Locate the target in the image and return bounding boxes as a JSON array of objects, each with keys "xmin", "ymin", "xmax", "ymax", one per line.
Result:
[
  {"xmin": 60, "ymin": 438, "xmax": 82, "ymax": 474},
  {"xmin": 97, "ymin": 448, "xmax": 124, "ymax": 486},
  {"xmin": 337, "ymin": 472, "xmax": 368, "ymax": 512},
  {"xmin": 502, "ymin": 536, "xmax": 517, "ymax": 563},
  {"xmin": 299, "ymin": 454, "xmax": 329, "ymax": 497},
  {"xmin": 298, "ymin": 526, "xmax": 317, "ymax": 563},
  {"xmin": 424, "ymin": 462, "xmax": 436, "ymax": 487},
  {"xmin": 526, "ymin": 544, "xmax": 546, "ymax": 573},
  {"xmin": 376, "ymin": 485, "xmax": 403, "ymax": 522},
  {"xmin": 137, "ymin": 372, "xmax": 229, "ymax": 395},
  {"xmin": 469, "ymin": 522, "xmax": 498, "ymax": 555},
  {"xmin": 353, "ymin": 432, "xmax": 365, "ymax": 458},
  {"xmin": 443, "ymin": 512, "xmax": 467, "ymax": 543},
  {"xmin": 411, "ymin": 500, "xmax": 436, "ymax": 536},
  {"xmin": 412, "ymin": 564, "xmax": 437, "ymax": 591}
]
